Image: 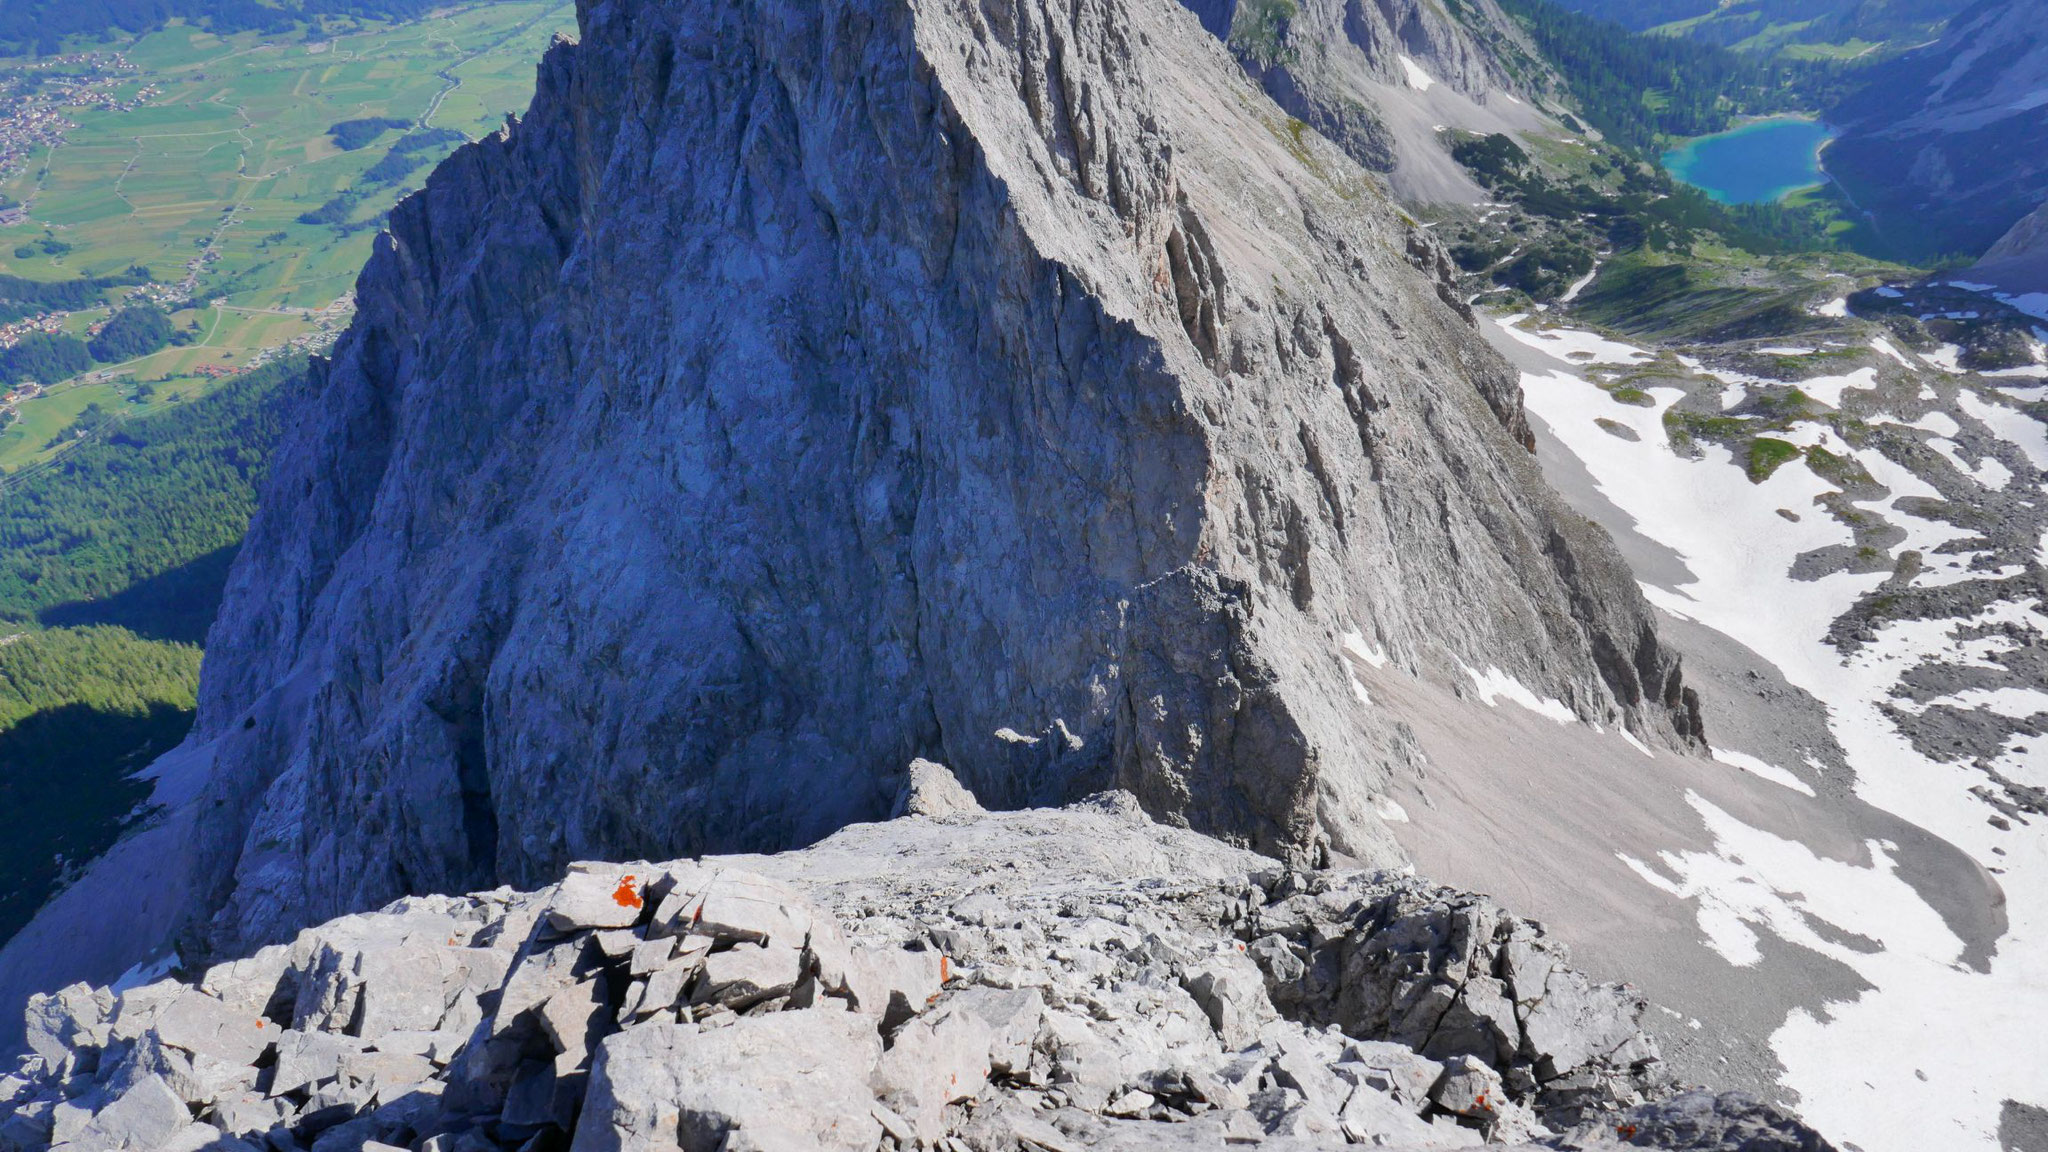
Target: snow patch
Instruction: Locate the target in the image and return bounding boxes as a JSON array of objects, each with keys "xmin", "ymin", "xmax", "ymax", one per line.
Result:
[
  {"xmin": 1958, "ymin": 390, "xmax": 2048, "ymax": 472},
  {"xmin": 1494, "ymin": 315, "xmax": 1651, "ymax": 366},
  {"xmin": 1895, "ymin": 686, "xmax": 2048, "ymax": 720},
  {"xmin": 1922, "ymin": 344, "xmax": 1965, "ymax": 374},
  {"xmin": 1903, "ymin": 410, "xmax": 1961, "ymax": 438},
  {"xmin": 113, "ymin": 952, "xmax": 180, "ymax": 994},
  {"xmin": 1796, "ymin": 368, "xmax": 1879, "ymax": 408},
  {"xmin": 1398, "ymin": 55, "xmax": 1436, "ymax": 92},
  {"xmin": 1927, "ymin": 438, "xmax": 2013, "ymax": 489},
  {"xmin": 1711, "ymin": 747, "xmax": 1817, "ymax": 797},
  {"xmin": 1559, "ymin": 265, "xmax": 1599, "ymax": 304},
  {"xmin": 1870, "ymin": 337, "xmax": 1915, "ymax": 368},
  {"xmin": 1461, "ymin": 663, "xmax": 1577, "ymax": 724},
  {"xmin": 1340, "ymin": 629, "xmax": 1389, "ymax": 669}
]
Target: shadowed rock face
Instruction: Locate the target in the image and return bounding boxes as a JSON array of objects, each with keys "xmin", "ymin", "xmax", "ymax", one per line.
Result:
[
  {"xmin": 171, "ymin": 0, "xmax": 1698, "ymax": 955},
  {"xmin": 1827, "ymin": 0, "xmax": 2048, "ymax": 260}
]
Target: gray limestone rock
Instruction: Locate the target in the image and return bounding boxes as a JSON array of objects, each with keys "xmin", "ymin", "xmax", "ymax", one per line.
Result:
[
  {"xmin": 1181, "ymin": 951, "xmax": 1276, "ymax": 1049},
  {"xmin": 22, "ymin": 986, "xmax": 111, "ymax": 1072},
  {"xmin": 150, "ymin": 992, "xmax": 273, "ymax": 1068},
  {"xmin": 891, "ymin": 759, "xmax": 985, "ymax": 819},
  {"xmin": 545, "ymin": 870, "xmax": 651, "ymax": 934},
  {"xmin": 2, "ymin": 803, "xmax": 1832, "ymax": 1152},
  {"xmin": 60, "ymin": 1074, "xmax": 188, "ymax": 1152},
  {"xmin": 572, "ymin": 1013, "xmax": 884, "ymax": 1152}
]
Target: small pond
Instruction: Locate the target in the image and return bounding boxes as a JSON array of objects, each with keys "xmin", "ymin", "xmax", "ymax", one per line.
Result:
[{"xmin": 1662, "ymin": 116, "xmax": 1834, "ymax": 205}]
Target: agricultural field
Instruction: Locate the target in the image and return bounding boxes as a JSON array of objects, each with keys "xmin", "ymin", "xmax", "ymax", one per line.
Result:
[{"xmin": 0, "ymin": 0, "xmax": 574, "ymax": 472}]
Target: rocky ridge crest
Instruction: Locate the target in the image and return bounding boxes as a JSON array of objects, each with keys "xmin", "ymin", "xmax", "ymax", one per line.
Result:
[{"xmin": 1, "ymin": 789, "xmax": 1829, "ymax": 1152}]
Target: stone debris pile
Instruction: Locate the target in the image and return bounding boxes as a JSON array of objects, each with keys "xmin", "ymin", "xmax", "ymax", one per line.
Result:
[{"xmin": 0, "ymin": 786, "xmax": 1831, "ymax": 1151}]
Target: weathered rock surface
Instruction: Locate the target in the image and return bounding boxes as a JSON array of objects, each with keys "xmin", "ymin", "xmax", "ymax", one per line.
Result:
[
  {"xmin": 0, "ymin": 800, "xmax": 1830, "ymax": 1151},
  {"xmin": 110, "ymin": 0, "xmax": 1704, "ymax": 972}
]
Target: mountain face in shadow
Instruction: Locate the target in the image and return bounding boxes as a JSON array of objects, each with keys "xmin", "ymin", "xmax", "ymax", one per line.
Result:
[{"xmin": 0, "ymin": 700, "xmax": 192, "ymax": 945}]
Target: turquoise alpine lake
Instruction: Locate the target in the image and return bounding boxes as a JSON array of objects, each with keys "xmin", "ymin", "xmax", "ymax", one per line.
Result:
[{"xmin": 1662, "ymin": 116, "xmax": 1834, "ymax": 205}]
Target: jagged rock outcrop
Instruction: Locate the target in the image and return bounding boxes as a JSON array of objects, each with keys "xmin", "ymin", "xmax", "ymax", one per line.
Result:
[
  {"xmin": 1826, "ymin": 0, "xmax": 2048, "ymax": 259},
  {"xmin": 0, "ymin": 798, "xmax": 1832, "ymax": 1151},
  {"xmin": 137, "ymin": 0, "xmax": 1702, "ymax": 961}
]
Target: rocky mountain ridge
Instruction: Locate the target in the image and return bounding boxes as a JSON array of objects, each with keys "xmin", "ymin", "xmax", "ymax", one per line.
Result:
[
  {"xmin": 0, "ymin": 0, "xmax": 1714, "ymax": 987},
  {"xmin": 0, "ymin": 787, "xmax": 1833, "ymax": 1152}
]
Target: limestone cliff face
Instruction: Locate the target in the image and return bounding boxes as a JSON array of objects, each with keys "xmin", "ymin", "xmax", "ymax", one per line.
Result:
[{"xmin": 183, "ymin": 0, "xmax": 1697, "ymax": 953}]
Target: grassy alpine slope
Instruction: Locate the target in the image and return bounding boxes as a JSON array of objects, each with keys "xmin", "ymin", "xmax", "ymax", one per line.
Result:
[{"xmin": 0, "ymin": 0, "xmax": 574, "ymax": 475}]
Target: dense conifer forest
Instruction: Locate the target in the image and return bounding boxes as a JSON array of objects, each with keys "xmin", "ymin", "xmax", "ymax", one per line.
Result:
[{"xmin": 0, "ymin": 357, "xmax": 300, "ymax": 643}]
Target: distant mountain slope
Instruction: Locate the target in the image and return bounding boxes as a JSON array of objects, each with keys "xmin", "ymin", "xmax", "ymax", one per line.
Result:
[
  {"xmin": 1179, "ymin": 0, "xmax": 1563, "ymax": 201},
  {"xmin": 1551, "ymin": 0, "xmax": 1970, "ymax": 52},
  {"xmin": 1824, "ymin": 0, "xmax": 2048, "ymax": 260}
]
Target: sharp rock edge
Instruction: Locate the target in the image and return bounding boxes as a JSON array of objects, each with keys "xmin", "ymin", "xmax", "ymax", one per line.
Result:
[{"xmin": 1, "ymin": 797, "xmax": 1833, "ymax": 1151}]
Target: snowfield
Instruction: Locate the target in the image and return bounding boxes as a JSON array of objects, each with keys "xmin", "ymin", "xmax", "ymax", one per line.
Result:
[{"xmin": 1496, "ymin": 312, "xmax": 2048, "ymax": 1152}]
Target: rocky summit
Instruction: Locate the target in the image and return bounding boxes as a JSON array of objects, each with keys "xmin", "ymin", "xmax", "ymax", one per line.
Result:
[{"xmin": 0, "ymin": 781, "xmax": 1830, "ymax": 1152}]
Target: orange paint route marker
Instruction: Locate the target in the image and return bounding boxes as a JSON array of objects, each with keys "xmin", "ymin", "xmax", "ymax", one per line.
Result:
[{"xmin": 612, "ymin": 874, "xmax": 643, "ymax": 909}]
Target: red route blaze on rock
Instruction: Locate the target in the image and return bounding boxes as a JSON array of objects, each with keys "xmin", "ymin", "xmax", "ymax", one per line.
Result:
[{"xmin": 613, "ymin": 875, "xmax": 643, "ymax": 909}]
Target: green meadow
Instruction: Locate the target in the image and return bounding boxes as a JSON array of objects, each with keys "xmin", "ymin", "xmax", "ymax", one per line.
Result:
[{"xmin": 0, "ymin": 0, "xmax": 573, "ymax": 470}]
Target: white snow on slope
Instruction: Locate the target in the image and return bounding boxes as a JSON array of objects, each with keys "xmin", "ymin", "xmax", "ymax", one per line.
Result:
[
  {"xmin": 1505, "ymin": 313, "xmax": 2048, "ymax": 1152},
  {"xmin": 1895, "ymin": 685, "xmax": 2048, "ymax": 719},
  {"xmin": 1495, "ymin": 315, "xmax": 1651, "ymax": 365},
  {"xmin": 1903, "ymin": 409, "xmax": 1961, "ymax": 437},
  {"xmin": 1927, "ymin": 437, "xmax": 2014, "ymax": 489},
  {"xmin": 1620, "ymin": 792, "xmax": 1947, "ymax": 970},
  {"xmin": 1958, "ymin": 390, "xmax": 2048, "ymax": 470},
  {"xmin": 1710, "ymin": 748, "xmax": 1816, "ymax": 796},
  {"xmin": 1560, "ymin": 265, "xmax": 1599, "ymax": 304},
  {"xmin": 1796, "ymin": 367, "xmax": 1878, "ymax": 408},
  {"xmin": 1923, "ymin": 344, "xmax": 1965, "ymax": 374},
  {"xmin": 1461, "ymin": 663, "xmax": 1577, "ymax": 724},
  {"xmin": 1397, "ymin": 54, "xmax": 1436, "ymax": 92},
  {"xmin": 1871, "ymin": 337, "xmax": 1915, "ymax": 368},
  {"xmin": 1340, "ymin": 628, "xmax": 1388, "ymax": 669}
]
